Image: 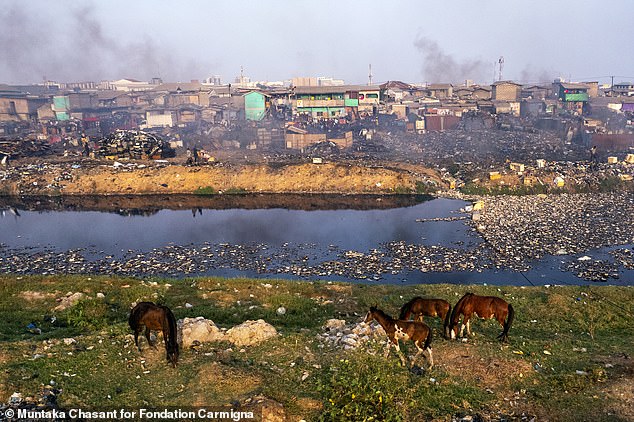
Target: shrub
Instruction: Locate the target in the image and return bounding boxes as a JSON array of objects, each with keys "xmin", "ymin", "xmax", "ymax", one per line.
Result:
[
  {"xmin": 193, "ymin": 186, "xmax": 217, "ymax": 195},
  {"xmin": 65, "ymin": 298, "xmax": 113, "ymax": 330}
]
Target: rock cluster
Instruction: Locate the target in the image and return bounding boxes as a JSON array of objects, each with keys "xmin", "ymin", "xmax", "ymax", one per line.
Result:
[
  {"xmin": 318, "ymin": 319, "xmax": 386, "ymax": 350},
  {"xmin": 177, "ymin": 317, "xmax": 277, "ymax": 347}
]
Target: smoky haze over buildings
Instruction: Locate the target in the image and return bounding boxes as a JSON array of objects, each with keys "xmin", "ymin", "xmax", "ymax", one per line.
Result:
[
  {"xmin": 1, "ymin": 0, "xmax": 633, "ymax": 85},
  {"xmin": 414, "ymin": 36, "xmax": 490, "ymax": 84}
]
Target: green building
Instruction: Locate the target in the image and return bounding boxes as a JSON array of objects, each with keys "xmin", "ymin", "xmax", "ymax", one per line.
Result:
[{"xmin": 244, "ymin": 91, "xmax": 267, "ymax": 121}]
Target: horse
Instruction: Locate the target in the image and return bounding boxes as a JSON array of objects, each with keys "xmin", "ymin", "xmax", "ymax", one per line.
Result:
[
  {"xmin": 448, "ymin": 293, "xmax": 514, "ymax": 342},
  {"xmin": 399, "ymin": 297, "xmax": 452, "ymax": 338},
  {"xmin": 128, "ymin": 301, "xmax": 179, "ymax": 367},
  {"xmin": 364, "ymin": 306, "xmax": 433, "ymax": 369}
]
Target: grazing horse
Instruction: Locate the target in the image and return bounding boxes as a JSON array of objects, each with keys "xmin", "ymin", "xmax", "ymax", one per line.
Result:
[
  {"xmin": 364, "ymin": 306, "xmax": 433, "ymax": 369},
  {"xmin": 448, "ymin": 293, "xmax": 514, "ymax": 342},
  {"xmin": 128, "ymin": 302, "xmax": 179, "ymax": 367},
  {"xmin": 399, "ymin": 297, "xmax": 452, "ymax": 338}
]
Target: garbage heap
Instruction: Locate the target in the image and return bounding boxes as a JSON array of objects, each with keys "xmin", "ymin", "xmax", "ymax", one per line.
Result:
[
  {"xmin": 0, "ymin": 138, "xmax": 52, "ymax": 158},
  {"xmin": 97, "ymin": 130, "xmax": 175, "ymax": 160}
]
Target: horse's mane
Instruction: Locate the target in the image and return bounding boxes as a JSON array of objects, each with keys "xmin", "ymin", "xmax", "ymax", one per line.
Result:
[
  {"xmin": 449, "ymin": 292, "xmax": 473, "ymax": 325},
  {"xmin": 371, "ymin": 307, "xmax": 395, "ymax": 324},
  {"xmin": 398, "ymin": 297, "xmax": 421, "ymax": 320}
]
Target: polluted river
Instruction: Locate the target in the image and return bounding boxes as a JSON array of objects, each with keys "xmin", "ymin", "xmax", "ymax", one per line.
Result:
[{"xmin": 1, "ymin": 193, "xmax": 633, "ymax": 286}]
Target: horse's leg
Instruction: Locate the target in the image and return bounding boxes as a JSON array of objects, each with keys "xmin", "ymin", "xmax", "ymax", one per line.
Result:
[
  {"xmin": 393, "ymin": 338, "xmax": 407, "ymax": 366},
  {"xmin": 134, "ymin": 328, "xmax": 142, "ymax": 352},
  {"xmin": 495, "ymin": 313, "xmax": 508, "ymax": 342},
  {"xmin": 145, "ymin": 327, "xmax": 157, "ymax": 350},
  {"xmin": 459, "ymin": 315, "xmax": 469, "ymax": 338},
  {"xmin": 426, "ymin": 347, "xmax": 434, "ymax": 369},
  {"xmin": 412, "ymin": 340, "xmax": 424, "ymax": 366},
  {"xmin": 466, "ymin": 318, "xmax": 472, "ymax": 336},
  {"xmin": 416, "ymin": 314, "xmax": 424, "ymax": 323},
  {"xmin": 383, "ymin": 339, "xmax": 392, "ymax": 358}
]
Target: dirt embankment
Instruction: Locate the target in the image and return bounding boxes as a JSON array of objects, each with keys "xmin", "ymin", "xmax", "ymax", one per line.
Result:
[{"xmin": 4, "ymin": 161, "xmax": 445, "ymax": 196}]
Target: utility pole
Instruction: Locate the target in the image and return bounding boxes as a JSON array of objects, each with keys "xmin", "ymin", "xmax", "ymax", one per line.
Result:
[{"xmin": 368, "ymin": 64, "xmax": 373, "ymax": 85}]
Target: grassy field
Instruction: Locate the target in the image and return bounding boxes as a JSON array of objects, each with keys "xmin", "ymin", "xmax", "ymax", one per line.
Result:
[{"xmin": 0, "ymin": 275, "xmax": 632, "ymax": 421}]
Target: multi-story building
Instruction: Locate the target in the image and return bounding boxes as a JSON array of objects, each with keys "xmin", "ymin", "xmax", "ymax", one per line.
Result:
[{"xmin": 292, "ymin": 85, "xmax": 380, "ymax": 120}]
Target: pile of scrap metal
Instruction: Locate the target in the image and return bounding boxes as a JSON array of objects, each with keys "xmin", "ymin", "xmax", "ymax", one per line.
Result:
[
  {"xmin": 0, "ymin": 138, "xmax": 52, "ymax": 159},
  {"xmin": 97, "ymin": 130, "xmax": 176, "ymax": 160}
]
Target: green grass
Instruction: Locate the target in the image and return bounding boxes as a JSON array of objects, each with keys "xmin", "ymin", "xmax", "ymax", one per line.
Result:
[
  {"xmin": 193, "ymin": 186, "xmax": 217, "ymax": 195},
  {"xmin": 0, "ymin": 275, "xmax": 632, "ymax": 421}
]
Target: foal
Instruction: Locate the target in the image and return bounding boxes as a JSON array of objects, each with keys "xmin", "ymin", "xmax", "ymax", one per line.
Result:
[
  {"xmin": 128, "ymin": 301, "xmax": 179, "ymax": 367},
  {"xmin": 364, "ymin": 306, "xmax": 433, "ymax": 369},
  {"xmin": 448, "ymin": 293, "xmax": 515, "ymax": 342},
  {"xmin": 399, "ymin": 297, "xmax": 452, "ymax": 338}
]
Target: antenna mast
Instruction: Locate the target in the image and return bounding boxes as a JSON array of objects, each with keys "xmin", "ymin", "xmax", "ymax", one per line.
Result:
[
  {"xmin": 498, "ymin": 56, "xmax": 504, "ymax": 81},
  {"xmin": 368, "ymin": 64, "xmax": 373, "ymax": 85}
]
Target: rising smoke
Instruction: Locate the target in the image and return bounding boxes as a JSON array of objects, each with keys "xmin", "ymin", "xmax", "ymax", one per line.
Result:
[
  {"xmin": 0, "ymin": 4, "xmax": 211, "ymax": 84},
  {"xmin": 414, "ymin": 35, "xmax": 489, "ymax": 84}
]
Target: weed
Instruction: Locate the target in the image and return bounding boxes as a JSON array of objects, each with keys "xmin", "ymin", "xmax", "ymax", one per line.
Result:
[
  {"xmin": 193, "ymin": 186, "xmax": 217, "ymax": 195},
  {"xmin": 64, "ymin": 298, "xmax": 113, "ymax": 330},
  {"xmin": 393, "ymin": 185, "xmax": 413, "ymax": 195}
]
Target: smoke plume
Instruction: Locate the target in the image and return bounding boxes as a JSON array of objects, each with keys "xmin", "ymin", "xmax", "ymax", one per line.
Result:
[
  {"xmin": 414, "ymin": 36, "xmax": 489, "ymax": 84},
  {"xmin": 0, "ymin": 4, "xmax": 210, "ymax": 84}
]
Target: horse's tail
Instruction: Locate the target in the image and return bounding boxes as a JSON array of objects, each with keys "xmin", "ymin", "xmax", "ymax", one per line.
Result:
[
  {"xmin": 443, "ymin": 303, "xmax": 452, "ymax": 339},
  {"xmin": 161, "ymin": 307, "xmax": 179, "ymax": 363},
  {"xmin": 501, "ymin": 303, "xmax": 515, "ymax": 340},
  {"xmin": 163, "ymin": 307, "xmax": 178, "ymax": 347},
  {"xmin": 424, "ymin": 325, "xmax": 433, "ymax": 351},
  {"xmin": 128, "ymin": 304, "xmax": 139, "ymax": 330}
]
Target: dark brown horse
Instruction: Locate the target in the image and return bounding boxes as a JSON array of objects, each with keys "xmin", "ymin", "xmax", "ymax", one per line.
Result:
[
  {"xmin": 128, "ymin": 302, "xmax": 179, "ymax": 367},
  {"xmin": 399, "ymin": 297, "xmax": 452, "ymax": 338},
  {"xmin": 448, "ymin": 293, "xmax": 514, "ymax": 342},
  {"xmin": 364, "ymin": 306, "xmax": 433, "ymax": 369}
]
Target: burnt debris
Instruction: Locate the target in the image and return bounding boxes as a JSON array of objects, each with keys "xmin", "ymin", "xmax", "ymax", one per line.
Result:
[{"xmin": 96, "ymin": 130, "xmax": 175, "ymax": 160}]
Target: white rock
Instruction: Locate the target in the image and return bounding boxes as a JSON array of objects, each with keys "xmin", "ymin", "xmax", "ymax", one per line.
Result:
[
  {"xmin": 54, "ymin": 292, "xmax": 85, "ymax": 311},
  {"xmin": 323, "ymin": 319, "xmax": 346, "ymax": 330},
  {"xmin": 225, "ymin": 319, "xmax": 278, "ymax": 346},
  {"xmin": 177, "ymin": 317, "xmax": 225, "ymax": 347}
]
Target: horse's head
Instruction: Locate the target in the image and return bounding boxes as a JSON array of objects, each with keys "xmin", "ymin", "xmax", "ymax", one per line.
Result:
[
  {"xmin": 364, "ymin": 306, "xmax": 378, "ymax": 323},
  {"xmin": 167, "ymin": 343, "xmax": 179, "ymax": 368}
]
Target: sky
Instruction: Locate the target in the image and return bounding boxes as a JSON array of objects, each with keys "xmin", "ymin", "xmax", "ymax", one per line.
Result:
[{"xmin": 1, "ymin": 0, "xmax": 633, "ymax": 86}]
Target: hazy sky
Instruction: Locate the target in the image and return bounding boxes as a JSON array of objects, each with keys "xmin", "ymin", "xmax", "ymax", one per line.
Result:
[{"xmin": 2, "ymin": 0, "xmax": 633, "ymax": 86}]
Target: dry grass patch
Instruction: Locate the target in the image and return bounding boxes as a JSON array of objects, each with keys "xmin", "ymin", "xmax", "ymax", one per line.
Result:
[
  {"xmin": 190, "ymin": 362, "xmax": 261, "ymax": 406},
  {"xmin": 436, "ymin": 342, "xmax": 533, "ymax": 395}
]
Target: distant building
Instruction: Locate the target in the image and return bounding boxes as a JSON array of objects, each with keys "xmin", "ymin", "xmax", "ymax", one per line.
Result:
[
  {"xmin": 612, "ymin": 82, "xmax": 634, "ymax": 97},
  {"xmin": 244, "ymin": 91, "xmax": 267, "ymax": 121},
  {"xmin": 110, "ymin": 78, "xmax": 154, "ymax": 92},
  {"xmin": 426, "ymin": 84, "xmax": 453, "ymax": 99},
  {"xmin": 292, "ymin": 77, "xmax": 318, "ymax": 87},
  {"xmin": 292, "ymin": 85, "xmax": 380, "ymax": 120},
  {"xmin": 0, "ymin": 85, "xmax": 49, "ymax": 122},
  {"xmin": 492, "ymin": 81, "xmax": 521, "ymax": 101}
]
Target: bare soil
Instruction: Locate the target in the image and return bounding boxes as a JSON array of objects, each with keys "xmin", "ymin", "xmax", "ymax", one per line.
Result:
[{"xmin": 5, "ymin": 160, "xmax": 445, "ymax": 196}]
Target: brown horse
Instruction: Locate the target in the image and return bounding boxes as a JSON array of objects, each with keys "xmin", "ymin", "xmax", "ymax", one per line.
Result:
[
  {"xmin": 364, "ymin": 306, "xmax": 433, "ymax": 369},
  {"xmin": 399, "ymin": 297, "xmax": 452, "ymax": 338},
  {"xmin": 128, "ymin": 302, "xmax": 179, "ymax": 367},
  {"xmin": 448, "ymin": 293, "xmax": 514, "ymax": 342}
]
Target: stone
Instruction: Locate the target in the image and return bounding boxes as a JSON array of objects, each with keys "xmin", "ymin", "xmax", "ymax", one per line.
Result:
[
  {"xmin": 54, "ymin": 292, "xmax": 85, "ymax": 311},
  {"xmin": 177, "ymin": 317, "xmax": 225, "ymax": 347},
  {"xmin": 225, "ymin": 319, "xmax": 278, "ymax": 347},
  {"xmin": 323, "ymin": 319, "xmax": 346, "ymax": 331}
]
